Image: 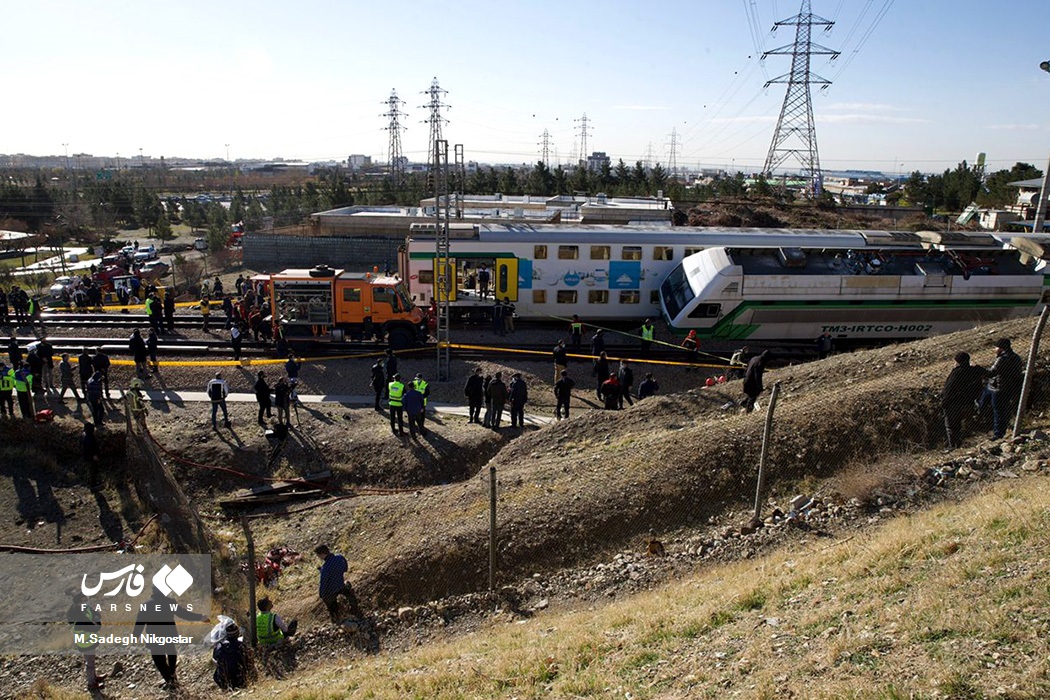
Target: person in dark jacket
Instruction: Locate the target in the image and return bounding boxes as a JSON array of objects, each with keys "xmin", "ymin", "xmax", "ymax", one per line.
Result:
[
  {"xmin": 382, "ymin": 349, "xmax": 397, "ymax": 399},
  {"xmin": 163, "ymin": 292, "xmax": 176, "ymax": 333},
  {"xmin": 985, "ymin": 337, "xmax": 1025, "ymax": 440},
  {"xmin": 464, "ymin": 367, "xmax": 485, "ymax": 423},
  {"xmin": 481, "ymin": 375, "xmax": 493, "ymax": 427},
  {"xmin": 552, "ymin": 340, "xmax": 568, "ymax": 385},
  {"xmin": 491, "ymin": 298, "xmax": 505, "ymax": 336},
  {"xmin": 508, "ymin": 373, "xmax": 528, "ymax": 428},
  {"xmin": 146, "ymin": 328, "xmax": 159, "ymax": 372},
  {"xmin": 742, "ymin": 351, "xmax": 770, "ymax": 413},
  {"xmin": 941, "ymin": 351, "xmax": 987, "ymax": 448},
  {"xmin": 94, "ymin": 347, "xmax": 112, "ymax": 397},
  {"xmin": 132, "ymin": 586, "xmax": 209, "ymax": 691},
  {"xmin": 77, "ymin": 347, "xmax": 93, "ymax": 396},
  {"xmin": 487, "ymin": 372, "xmax": 508, "ymax": 430},
  {"xmin": 403, "ymin": 383, "xmax": 426, "ymax": 438},
  {"xmin": 600, "ymin": 373, "xmax": 621, "ymax": 409},
  {"xmin": 617, "ymin": 360, "xmax": 634, "ymax": 408},
  {"xmin": 26, "ymin": 347, "xmax": 43, "ymax": 397},
  {"xmin": 129, "ymin": 329, "xmax": 148, "ymax": 377},
  {"xmin": 81, "ymin": 422, "xmax": 101, "ymax": 486},
  {"xmin": 554, "ymin": 370, "xmax": 574, "ymax": 420},
  {"xmin": 638, "ymin": 372, "xmax": 659, "ymax": 400},
  {"xmin": 8, "ymin": 334, "xmax": 22, "ymax": 369},
  {"xmin": 255, "ymin": 370, "xmax": 272, "ymax": 426},
  {"xmin": 211, "ymin": 620, "xmax": 247, "ymax": 690},
  {"xmin": 590, "ymin": 328, "xmax": 605, "ymax": 357},
  {"xmin": 370, "ymin": 359, "xmax": 386, "ymax": 411},
  {"xmin": 592, "ymin": 351, "xmax": 609, "ymax": 399},
  {"xmin": 274, "ymin": 376, "xmax": 291, "ymax": 425},
  {"xmin": 37, "ymin": 337, "xmax": 54, "ymax": 394},
  {"xmin": 314, "ymin": 544, "xmax": 364, "ymax": 622},
  {"xmin": 86, "ymin": 371, "xmax": 105, "ymax": 427}
]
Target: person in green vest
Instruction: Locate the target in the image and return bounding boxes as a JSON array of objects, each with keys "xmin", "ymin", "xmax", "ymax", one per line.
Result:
[
  {"xmin": 255, "ymin": 597, "xmax": 295, "ymax": 647},
  {"xmin": 570, "ymin": 314, "xmax": 583, "ymax": 349},
  {"xmin": 67, "ymin": 590, "xmax": 107, "ymax": 691},
  {"xmin": 13, "ymin": 362, "xmax": 33, "ymax": 420},
  {"xmin": 388, "ymin": 373, "xmax": 405, "ymax": 436},
  {"xmin": 640, "ymin": 319, "xmax": 655, "ymax": 355},
  {"xmin": 411, "ymin": 373, "xmax": 430, "ymax": 431},
  {"xmin": 0, "ymin": 363, "xmax": 13, "ymax": 418}
]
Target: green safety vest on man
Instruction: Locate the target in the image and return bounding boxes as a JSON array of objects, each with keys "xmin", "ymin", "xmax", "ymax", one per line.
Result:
[
  {"xmin": 0, "ymin": 369, "xmax": 14, "ymax": 391},
  {"xmin": 641, "ymin": 325, "xmax": 654, "ymax": 341},
  {"xmin": 412, "ymin": 378, "xmax": 428, "ymax": 406},
  {"xmin": 13, "ymin": 371, "xmax": 31, "ymax": 393},
  {"xmin": 388, "ymin": 380, "xmax": 404, "ymax": 407},
  {"xmin": 256, "ymin": 611, "xmax": 284, "ymax": 646},
  {"xmin": 572, "ymin": 322, "xmax": 582, "ymax": 334}
]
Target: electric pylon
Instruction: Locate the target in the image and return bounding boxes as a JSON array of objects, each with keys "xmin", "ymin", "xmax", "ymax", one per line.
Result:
[
  {"xmin": 538, "ymin": 129, "xmax": 551, "ymax": 167},
  {"xmin": 381, "ymin": 89, "xmax": 407, "ymax": 185},
  {"xmin": 574, "ymin": 113, "xmax": 592, "ymax": 165},
  {"xmin": 666, "ymin": 127, "xmax": 680, "ymax": 182},
  {"xmin": 421, "ymin": 78, "xmax": 450, "ymax": 172},
  {"xmin": 762, "ymin": 0, "xmax": 839, "ymax": 193}
]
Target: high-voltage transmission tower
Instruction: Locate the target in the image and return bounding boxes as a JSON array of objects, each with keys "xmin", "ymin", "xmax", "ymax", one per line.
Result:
[
  {"xmin": 574, "ymin": 113, "xmax": 592, "ymax": 165},
  {"xmin": 761, "ymin": 0, "xmax": 839, "ymax": 193},
  {"xmin": 421, "ymin": 78, "xmax": 450, "ymax": 173},
  {"xmin": 381, "ymin": 89, "xmax": 408, "ymax": 185},
  {"xmin": 538, "ymin": 129, "xmax": 552, "ymax": 167},
  {"xmin": 666, "ymin": 127, "xmax": 680, "ymax": 181},
  {"xmin": 432, "ymin": 139, "xmax": 451, "ymax": 381}
]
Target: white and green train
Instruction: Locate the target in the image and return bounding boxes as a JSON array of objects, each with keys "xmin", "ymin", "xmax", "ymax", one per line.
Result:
[{"xmin": 659, "ymin": 236, "xmax": 1050, "ymax": 342}]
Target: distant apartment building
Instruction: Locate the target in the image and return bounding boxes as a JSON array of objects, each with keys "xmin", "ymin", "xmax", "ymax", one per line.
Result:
[{"xmin": 347, "ymin": 154, "xmax": 372, "ymax": 169}]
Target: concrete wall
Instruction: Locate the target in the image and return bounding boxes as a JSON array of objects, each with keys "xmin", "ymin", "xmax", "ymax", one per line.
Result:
[{"xmin": 244, "ymin": 234, "xmax": 403, "ymax": 273}]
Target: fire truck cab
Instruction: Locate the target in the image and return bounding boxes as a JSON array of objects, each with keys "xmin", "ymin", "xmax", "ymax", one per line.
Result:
[{"xmin": 269, "ymin": 266, "xmax": 427, "ymax": 348}]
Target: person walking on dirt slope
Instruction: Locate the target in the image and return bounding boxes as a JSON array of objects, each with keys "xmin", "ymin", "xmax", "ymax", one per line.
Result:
[
  {"xmin": 387, "ymin": 373, "xmax": 406, "ymax": 436},
  {"xmin": 509, "ymin": 372, "xmax": 528, "ymax": 428},
  {"xmin": 742, "ymin": 350, "xmax": 771, "ymax": 414},
  {"xmin": 592, "ymin": 351, "xmax": 609, "ymax": 399},
  {"xmin": 207, "ymin": 371, "xmax": 231, "ymax": 429},
  {"xmin": 464, "ymin": 367, "xmax": 484, "ymax": 423},
  {"xmin": 601, "ymin": 372, "xmax": 621, "ymax": 410},
  {"xmin": 553, "ymin": 339, "xmax": 568, "ymax": 385},
  {"xmin": 554, "ymin": 369, "xmax": 574, "ymax": 420},
  {"xmin": 314, "ymin": 544, "xmax": 364, "ymax": 622},
  {"xmin": 403, "ymin": 382, "xmax": 425, "ymax": 438},
  {"xmin": 941, "ymin": 351, "xmax": 987, "ymax": 448},
  {"xmin": 984, "ymin": 337, "xmax": 1024, "ymax": 440}
]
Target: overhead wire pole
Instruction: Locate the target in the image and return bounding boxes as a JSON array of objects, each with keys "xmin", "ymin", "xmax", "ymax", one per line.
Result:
[
  {"xmin": 421, "ymin": 78, "xmax": 450, "ymax": 176},
  {"xmin": 574, "ymin": 113, "xmax": 592, "ymax": 166},
  {"xmin": 538, "ymin": 129, "xmax": 551, "ymax": 168},
  {"xmin": 434, "ymin": 139, "xmax": 451, "ymax": 381},
  {"xmin": 666, "ymin": 127, "xmax": 680, "ymax": 182},
  {"xmin": 454, "ymin": 143, "xmax": 465, "ymax": 220},
  {"xmin": 381, "ymin": 89, "xmax": 408, "ymax": 187},
  {"xmin": 761, "ymin": 0, "xmax": 839, "ymax": 195}
]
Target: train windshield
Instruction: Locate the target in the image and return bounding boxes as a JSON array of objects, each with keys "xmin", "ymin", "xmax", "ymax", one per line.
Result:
[{"xmin": 660, "ymin": 263, "xmax": 695, "ymax": 321}]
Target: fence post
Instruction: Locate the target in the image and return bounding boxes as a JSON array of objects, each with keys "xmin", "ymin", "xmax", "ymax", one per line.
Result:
[
  {"xmin": 488, "ymin": 466, "xmax": 497, "ymax": 592},
  {"xmin": 241, "ymin": 516, "xmax": 257, "ymax": 648},
  {"xmin": 1013, "ymin": 306, "xmax": 1050, "ymax": 439},
  {"xmin": 753, "ymin": 382, "xmax": 782, "ymax": 521}
]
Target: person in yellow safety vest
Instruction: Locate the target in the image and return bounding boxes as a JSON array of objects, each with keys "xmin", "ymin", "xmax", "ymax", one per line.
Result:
[
  {"xmin": 13, "ymin": 363, "xmax": 33, "ymax": 420},
  {"xmin": 388, "ymin": 373, "xmax": 405, "ymax": 436},
  {"xmin": 127, "ymin": 377, "xmax": 148, "ymax": 424},
  {"xmin": 255, "ymin": 597, "xmax": 295, "ymax": 647},
  {"xmin": 570, "ymin": 314, "xmax": 583, "ymax": 350},
  {"xmin": 67, "ymin": 591, "xmax": 106, "ymax": 691},
  {"xmin": 200, "ymin": 296, "xmax": 211, "ymax": 332},
  {"xmin": 0, "ymin": 363, "xmax": 14, "ymax": 418},
  {"xmin": 640, "ymin": 319, "xmax": 655, "ymax": 355},
  {"xmin": 411, "ymin": 373, "xmax": 430, "ymax": 431}
]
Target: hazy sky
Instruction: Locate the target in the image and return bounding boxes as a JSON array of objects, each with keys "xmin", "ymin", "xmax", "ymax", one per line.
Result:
[{"xmin": 7, "ymin": 0, "xmax": 1050, "ymax": 174}]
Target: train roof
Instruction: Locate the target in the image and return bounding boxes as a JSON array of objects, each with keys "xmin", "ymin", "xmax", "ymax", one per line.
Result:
[{"xmin": 722, "ymin": 246, "xmax": 1036, "ymax": 278}]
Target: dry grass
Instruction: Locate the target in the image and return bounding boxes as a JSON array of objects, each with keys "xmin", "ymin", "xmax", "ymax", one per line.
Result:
[{"xmin": 249, "ymin": 473, "xmax": 1050, "ymax": 699}]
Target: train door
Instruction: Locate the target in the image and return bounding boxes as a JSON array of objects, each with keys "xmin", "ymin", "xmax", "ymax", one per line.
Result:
[
  {"xmin": 434, "ymin": 259, "xmax": 457, "ymax": 302},
  {"xmin": 494, "ymin": 257, "xmax": 518, "ymax": 301}
]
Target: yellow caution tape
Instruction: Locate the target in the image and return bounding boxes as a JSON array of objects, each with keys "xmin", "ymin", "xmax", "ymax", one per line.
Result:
[{"xmin": 442, "ymin": 342, "xmax": 733, "ymax": 370}]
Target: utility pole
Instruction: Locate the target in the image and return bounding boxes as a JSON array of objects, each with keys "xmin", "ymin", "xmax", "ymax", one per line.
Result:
[
  {"xmin": 1031, "ymin": 60, "xmax": 1050, "ymax": 235},
  {"xmin": 433, "ymin": 139, "xmax": 451, "ymax": 382},
  {"xmin": 574, "ymin": 113, "xmax": 592, "ymax": 166},
  {"xmin": 538, "ymin": 129, "xmax": 551, "ymax": 168},
  {"xmin": 762, "ymin": 0, "xmax": 839, "ymax": 194},
  {"xmin": 421, "ymin": 78, "xmax": 449, "ymax": 175},
  {"xmin": 382, "ymin": 89, "xmax": 408, "ymax": 187}
]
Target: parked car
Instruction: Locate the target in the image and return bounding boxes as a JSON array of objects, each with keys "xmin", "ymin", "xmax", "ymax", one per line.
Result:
[
  {"xmin": 49, "ymin": 275, "xmax": 76, "ymax": 299},
  {"xmin": 193, "ymin": 237, "xmax": 208, "ymax": 251},
  {"xmin": 133, "ymin": 245, "xmax": 158, "ymax": 263},
  {"xmin": 139, "ymin": 260, "xmax": 170, "ymax": 279}
]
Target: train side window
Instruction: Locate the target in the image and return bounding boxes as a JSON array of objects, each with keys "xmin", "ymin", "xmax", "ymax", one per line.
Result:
[
  {"xmin": 588, "ymin": 290, "xmax": 609, "ymax": 304},
  {"xmin": 532, "ymin": 290, "xmax": 547, "ymax": 304},
  {"xmin": 534, "ymin": 245, "xmax": 548, "ymax": 260},
  {"xmin": 688, "ymin": 303, "xmax": 721, "ymax": 318},
  {"xmin": 558, "ymin": 245, "xmax": 579, "ymax": 260},
  {"xmin": 653, "ymin": 246, "xmax": 674, "ymax": 261},
  {"xmin": 590, "ymin": 245, "xmax": 610, "ymax": 260},
  {"xmin": 650, "ymin": 290, "xmax": 660, "ymax": 304},
  {"xmin": 498, "ymin": 265, "xmax": 508, "ymax": 295},
  {"xmin": 622, "ymin": 246, "xmax": 642, "ymax": 261},
  {"xmin": 684, "ymin": 247, "xmax": 703, "ymax": 257},
  {"xmin": 556, "ymin": 290, "xmax": 578, "ymax": 304},
  {"xmin": 619, "ymin": 290, "xmax": 640, "ymax": 304},
  {"xmin": 418, "ymin": 269, "xmax": 434, "ymax": 285},
  {"xmin": 343, "ymin": 288, "xmax": 361, "ymax": 302}
]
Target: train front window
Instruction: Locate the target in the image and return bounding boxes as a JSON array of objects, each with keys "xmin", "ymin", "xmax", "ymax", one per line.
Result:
[{"xmin": 660, "ymin": 263, "xmax": 695, "ymax": 321}]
